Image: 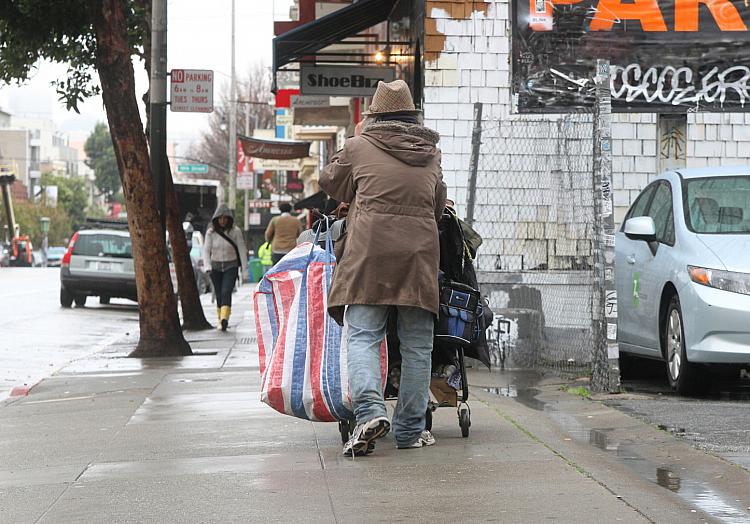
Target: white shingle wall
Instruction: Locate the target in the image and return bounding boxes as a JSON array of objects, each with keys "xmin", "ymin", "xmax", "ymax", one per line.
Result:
[{"xmin": 424, "ymin": 1, "xmax": 750, "ymax": 228}]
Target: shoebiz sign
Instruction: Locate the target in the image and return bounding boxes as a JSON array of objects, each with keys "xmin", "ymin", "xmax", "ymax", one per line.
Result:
[{"xmin": 301, "ymin": 65, "xmax": 396, "ymax": 96}]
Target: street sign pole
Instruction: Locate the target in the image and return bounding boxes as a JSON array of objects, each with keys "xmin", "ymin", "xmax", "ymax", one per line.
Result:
[
  {"xmin": 228, "ymin": 0, "xmax": 237, "ymax": 211},
  {"xmin": 149, "ymin": 0, "xmax": 168, "ymax": 233}
]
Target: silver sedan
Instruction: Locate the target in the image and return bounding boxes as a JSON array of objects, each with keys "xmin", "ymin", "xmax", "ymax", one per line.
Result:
[{"xmin": 615, "ymin": 166, "xmax": 750, "ymax": 395}]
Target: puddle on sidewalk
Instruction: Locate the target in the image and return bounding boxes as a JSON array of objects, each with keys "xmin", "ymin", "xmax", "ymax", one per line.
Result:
[
  {"xmin": 565, "ymin": 422, "xmax": 750, "ymax": 523},
  {"xmin": 482, "ymin": 386, "xmax": 546, "ymax": 411},
  {"xmin": 480, "ymin": 378, "xmax": 750, "ymax": 523}
]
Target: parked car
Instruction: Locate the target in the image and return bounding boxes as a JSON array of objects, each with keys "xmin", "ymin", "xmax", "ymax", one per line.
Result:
[
  {"xmin": 190, "ymin": 241, "xmax": 211, "ymax": 294},
  {"xmin": 60, "ymin": 221, "xmax": 136, "ymax": 307},
  {"xmin": 46, "ymin": 246, "xmax": 68, "ymax": 267},
  {"xmin": 615, "ymin": 166, "xmax": 750, "ymax": 394}
]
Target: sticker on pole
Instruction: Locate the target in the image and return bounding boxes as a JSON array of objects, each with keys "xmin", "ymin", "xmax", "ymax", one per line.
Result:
[
  {"xmin": 605, "ymin": 290, "xmax": 617, "ymax": 318},
  {"xmin": 170, "ymin": 69, "xmax": 213, "ymax": 113}
]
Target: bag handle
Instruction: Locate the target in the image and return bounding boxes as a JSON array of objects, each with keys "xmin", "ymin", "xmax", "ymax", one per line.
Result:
[{"xmin": 304, "ymin": 215, "xmax": 335, "ymax": 289}]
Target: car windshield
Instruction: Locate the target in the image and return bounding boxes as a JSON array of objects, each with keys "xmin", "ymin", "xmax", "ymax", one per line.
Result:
[
  {"xmin": 73, "ymin": 233, "xmax": 133, "ymax": 258},
  {"xmin": 48, "ymin": 247, "xmax": 67, "ymax": 256},
  {"xmin": 684, "ymin": 175, "xmax": 750, "ymax": 234}
]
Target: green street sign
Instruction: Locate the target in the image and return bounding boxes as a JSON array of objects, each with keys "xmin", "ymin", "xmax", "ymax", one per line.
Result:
[{"xmin": 177, "ymin": 163, "xmax": 209, "ymax": 174}]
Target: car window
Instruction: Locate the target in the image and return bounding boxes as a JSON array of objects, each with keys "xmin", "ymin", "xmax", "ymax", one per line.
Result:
[
  {"xmin": 646, "ymin": 182, "xmax": 674, "ymax": 245},
  {"xmin": 73, "ymin": 233, "xmax": 133, "ymax": 258},
  {"xmin": 622, "ymin": 182, "xmax": 658, "ymax": 228},
  {"xmin": 684, "ymin": 175, "xmax": 750, "ymax": 234}
]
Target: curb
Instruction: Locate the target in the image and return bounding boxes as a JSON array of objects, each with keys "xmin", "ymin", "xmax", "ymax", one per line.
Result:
[{"xmin": 9, "ymin": 382, "xmax": 39, "ymax": 397}]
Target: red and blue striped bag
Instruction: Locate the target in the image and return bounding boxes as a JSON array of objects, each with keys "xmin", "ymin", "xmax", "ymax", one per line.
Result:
[{"xmin": 253, "ymin": 222, "xmax": 387, "ymax": 422}]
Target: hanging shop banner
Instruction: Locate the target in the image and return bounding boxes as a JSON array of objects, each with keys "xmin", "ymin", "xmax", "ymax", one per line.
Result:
[
  {"xmin": 286, "ymin": 171, "xmax": 304, "ymax": 193},
  {"xmin": 300, "ymin": 65, "xmax": 396, "ymax": 96},
  {"xmin": 238, "ymin": 135, "xmax": 311, "ymax": 160},
  {"xmin": 511, "ymin": 0, "xmax": 750, "ymax": 112}
]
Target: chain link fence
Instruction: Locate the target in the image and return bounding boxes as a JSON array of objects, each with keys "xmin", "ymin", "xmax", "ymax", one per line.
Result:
[{"xmin": 470, "ymin": 110, "xmax": 603, "ymax": 376}]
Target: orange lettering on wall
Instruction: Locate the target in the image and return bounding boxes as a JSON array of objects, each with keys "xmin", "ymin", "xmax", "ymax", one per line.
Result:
[
  {"xmin": 589, "ymin": 0, "xmax": 668, "ymax": 31},
  {"xmin": 674, "ymin": 0, "xmax": 747, "ymax": 31}
]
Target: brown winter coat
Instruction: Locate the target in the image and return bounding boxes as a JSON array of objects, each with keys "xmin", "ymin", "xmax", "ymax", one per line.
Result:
[
  {"xmin": 319, "ymin": 119, "xmax": 447, "ymax": 324},
  {"xmin": 265, "ymin": 214, "xmax": 304, "ymax": 254}
]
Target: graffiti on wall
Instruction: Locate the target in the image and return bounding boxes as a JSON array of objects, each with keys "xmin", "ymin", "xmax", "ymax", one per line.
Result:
[
  {"xmin": 486, "ymin": 315, "xmax": 518, "ymax": 369},
  {"xmin": 512, "ymin": 1, "xmax": 750, "ymax": 112}
]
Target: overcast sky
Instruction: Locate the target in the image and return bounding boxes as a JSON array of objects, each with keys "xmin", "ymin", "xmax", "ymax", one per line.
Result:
[{"xmin": 0, "ymin": 0, "xmax": 294, "ymax": 154}]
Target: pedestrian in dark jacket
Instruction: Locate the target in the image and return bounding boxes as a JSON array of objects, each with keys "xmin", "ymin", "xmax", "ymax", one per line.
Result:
[
  {"xmin": 319, "ymin": 79, "xmax": 447, "ymax": 456},
  {"xmin": 203, "ymin": 204, "xmax": 248, "ymax": 331}
]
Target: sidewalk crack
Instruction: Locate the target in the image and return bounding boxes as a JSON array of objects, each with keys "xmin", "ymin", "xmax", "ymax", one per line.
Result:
[{"xmin": 312, "ymin": 423, "xmax": 339, "ymax": 524}]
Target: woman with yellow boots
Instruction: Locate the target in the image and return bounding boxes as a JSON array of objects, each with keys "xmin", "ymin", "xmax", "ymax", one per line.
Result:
[{"xmin": 203, "ymin": 204, "xmax": 248, "ymax": 331}]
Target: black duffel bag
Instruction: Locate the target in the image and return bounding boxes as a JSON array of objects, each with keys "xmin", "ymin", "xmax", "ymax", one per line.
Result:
[{"xmin": 435, "ymin": 281, "xmax": 482, "ymax": 347}]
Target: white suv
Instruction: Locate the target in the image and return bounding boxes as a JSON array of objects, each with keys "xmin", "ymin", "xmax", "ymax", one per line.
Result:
[{"xmin": 60, "ymin": 222, "xmax": 136, "ymax": 307}]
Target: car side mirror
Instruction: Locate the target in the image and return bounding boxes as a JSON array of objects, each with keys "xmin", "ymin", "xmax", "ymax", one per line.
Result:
[{"xmin": 624, "ymin": 216, "xmax": 657, "ymax": 243}]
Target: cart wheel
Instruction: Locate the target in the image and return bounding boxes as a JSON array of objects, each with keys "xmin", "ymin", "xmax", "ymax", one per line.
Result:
[
  {"xmin": 425, "ymin": 408, "xmax": 433, "ymax": 431},
  {"xmin": 458, "ymin": 406, "xmax": 471, "ymax": 438}
]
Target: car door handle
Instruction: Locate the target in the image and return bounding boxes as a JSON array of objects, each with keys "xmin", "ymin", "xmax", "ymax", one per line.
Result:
[{"xmin": 626, "ymin": 255, "xmax": 636, "ymax": 265}]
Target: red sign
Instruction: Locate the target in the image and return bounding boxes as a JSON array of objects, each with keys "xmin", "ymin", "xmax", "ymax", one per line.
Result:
[
  {"xmin": 275, "ymin": 89, "xmax": 300, "ymax": 108},
  {"xmin": 237, "ymin": 138, "xmax": 254, "ymax": 173}
]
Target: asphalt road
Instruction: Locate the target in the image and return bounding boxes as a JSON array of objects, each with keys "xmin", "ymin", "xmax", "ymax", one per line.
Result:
[
  {"xmin": 610, "ymin": 355, "xmax": 750, "ymax": 470},
  {"xmin": 0, "ymin": 268, "xmax": 139, "ymax": 399}
]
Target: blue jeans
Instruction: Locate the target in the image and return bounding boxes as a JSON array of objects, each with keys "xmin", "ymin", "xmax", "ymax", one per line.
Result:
[
  {"xmin": 345, "ymin": 305, "xmax": 434, "ymax": 447},
  {"xmin": 209, "ymin": 266, "xmax": 238, "ymax": 308}
]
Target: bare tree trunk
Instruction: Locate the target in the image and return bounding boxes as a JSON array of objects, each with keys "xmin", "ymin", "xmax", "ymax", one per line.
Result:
[
  {"xmin": 135, "ymin": 0, "xmax": 212, "ymax": 331},
  {"xmin": 88, "ymin": 0, "xmax": 191, "ymax": 357},
  {"xmin": 166, "ymin": 167, "xmax": 213, "ymax": 330}
]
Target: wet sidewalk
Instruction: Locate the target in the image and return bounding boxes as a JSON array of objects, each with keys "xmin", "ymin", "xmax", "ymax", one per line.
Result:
[{"xmin": 1, "ymin": 286, "xmax": 748, "ymax": 523}]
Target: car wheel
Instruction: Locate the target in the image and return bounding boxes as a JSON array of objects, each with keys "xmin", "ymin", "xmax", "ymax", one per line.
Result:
[
  {"xmin": 74, "ymin": 295, "xmax": 87, "ymax": 308},
  {"xmin": 664, "ymin": 295, "xmax": 706, "ymax": 395},
  {"xmin": 99, "ymin": 296, "xmax": 110, "ymax": 305},
  {"xmin": 60, "ymin": 287, "xmax": 74, "ymax": 308}
]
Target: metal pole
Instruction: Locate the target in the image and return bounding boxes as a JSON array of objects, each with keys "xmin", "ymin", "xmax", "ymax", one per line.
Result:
[
  {"xmin": 0, "ymin": 177, "xmax": 16, "ymax": 243},
  {"xmin": 228, "ymin": 0, "xmax": 238, "ymax": 211},
  {"xmin": 244, "ymin": 102, "xmax": 250, "ymax": 230},
  {"xmin": 149, "ymin": 0, "xmax": 168, "ymax": 233},
  {"xmin": 465, "ymin": 102, "xmax": 483, "ymax": 226},
  {"xmin": 42, "ymin": 234, "xmax": 48, "ymax": 268},
  {"xmin": 591, "ymin": 59, "xmax": 620, "ymax": 393}
]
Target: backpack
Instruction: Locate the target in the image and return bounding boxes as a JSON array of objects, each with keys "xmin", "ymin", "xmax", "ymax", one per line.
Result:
[{"xmin": 434, "ymin": 280, "xmax": 482, "ymax": 347}]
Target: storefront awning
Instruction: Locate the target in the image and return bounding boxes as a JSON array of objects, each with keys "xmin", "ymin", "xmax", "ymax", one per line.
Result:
[
  {"xmin": 273, "ymin": 0, "xmax": 398, "ymax": 74},
  {"xmin": 238, "ymin": 135, "xmax": 311, "ymax": 160}
]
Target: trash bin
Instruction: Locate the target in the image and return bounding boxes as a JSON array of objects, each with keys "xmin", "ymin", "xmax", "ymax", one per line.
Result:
[{"xmin": 249, "ymin": 258, "xmax": 265, "ymax": 282}]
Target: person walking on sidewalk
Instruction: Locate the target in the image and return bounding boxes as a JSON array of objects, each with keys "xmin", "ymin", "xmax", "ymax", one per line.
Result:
[
  {"xmin": 257, "ymin": 240, "xmax": 273, "ymax": 273},
  {"xmin": 203, "ymin": 204, "xmax": 248, "ymax": 331},
  {"xmin": 319, "ymin": 79, "xmax": 446, "ymax": 456},
  {"xmin": 264, "ymin": 202, "xmax": 303, "ymax": 265}
]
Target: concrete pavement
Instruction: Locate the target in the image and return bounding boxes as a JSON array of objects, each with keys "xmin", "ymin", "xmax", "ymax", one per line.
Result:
[{"xmin": 1, "ymin": 285, "xmax": 749, "ymax": 523}]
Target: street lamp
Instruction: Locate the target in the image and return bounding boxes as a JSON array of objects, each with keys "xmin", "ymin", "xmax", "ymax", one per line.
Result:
[{"xmin": 39, "ymin": 216, "xmax": 50, "ymax": 268}]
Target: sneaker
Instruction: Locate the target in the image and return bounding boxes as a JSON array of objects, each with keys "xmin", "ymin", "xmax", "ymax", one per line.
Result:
[
  {"xmin": 342, "ymin": 416, "xmax": 390, "ymax": 457},
  {"xmin": 397, "ymin": 430, "xmax": 436, "ymax": 449}
]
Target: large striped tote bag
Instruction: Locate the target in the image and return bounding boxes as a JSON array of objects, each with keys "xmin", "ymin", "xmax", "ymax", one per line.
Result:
[{"xmin": 253, "ymin": 223, "xmax": 386, "ymax": 422}]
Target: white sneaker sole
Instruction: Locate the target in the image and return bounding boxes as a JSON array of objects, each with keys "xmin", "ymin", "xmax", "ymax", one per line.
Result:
[{"xmin": 343, "ymin": 417, "xmax": 390, "ymax": 457}]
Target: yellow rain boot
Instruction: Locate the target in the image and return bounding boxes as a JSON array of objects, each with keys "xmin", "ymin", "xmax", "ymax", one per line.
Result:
[
  {"xmin": 220, "ymin": 305, "xmax": 230, "ymax": 331},
  {"xmin": 217, "ymin": 309, "xmax": 222, "ymax": 329}
]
